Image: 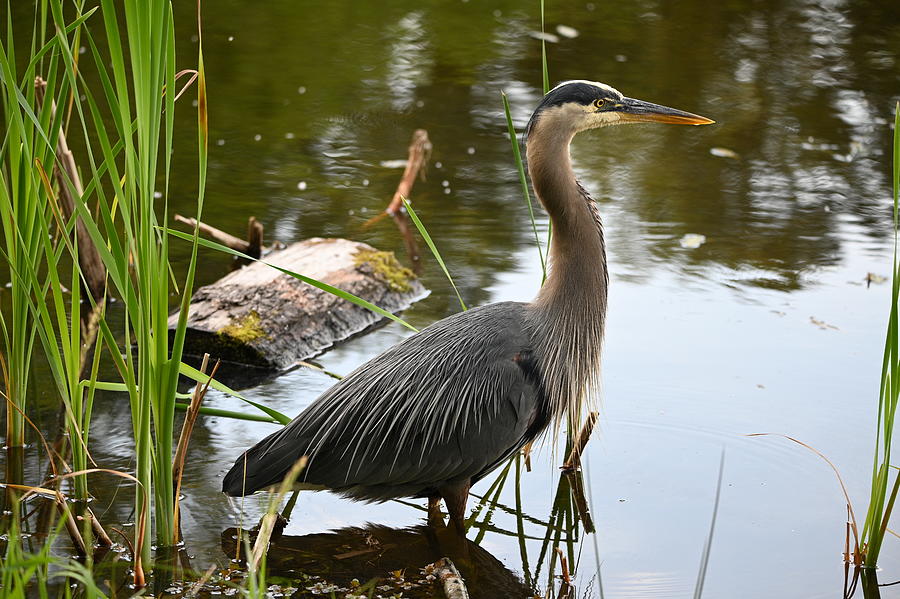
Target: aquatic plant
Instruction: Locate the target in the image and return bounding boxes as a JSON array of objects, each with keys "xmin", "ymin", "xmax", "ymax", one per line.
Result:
[
  {"xmin": 402, "ymin": 199, "xmax": 467, "ymax": 311},
  {"xmin": 0, "ymin": 0, "xmax": 108, "ymax": 512},
  {"xmin": 64, "ymin": 0, "xmax": 210, "ymax": 569},
  {"xmin": 2, "ymin": 499, "xmax": 89, "ymax": 598},
  {"xmin": 0, "ymin": 1, "xmax": 67, "ymax": 457},
  {"xmin": 1, "ymin": 0, "xmax": 210, "ymax": 575},
  {"xmin": 859, "ymin": 102, "xmax": 900, "ymax": 574}
]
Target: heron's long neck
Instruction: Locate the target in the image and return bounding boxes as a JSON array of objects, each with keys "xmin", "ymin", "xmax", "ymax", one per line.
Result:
[{"xmin": 526, "ymin": 127, "xmax": 608, "ymax": 423}]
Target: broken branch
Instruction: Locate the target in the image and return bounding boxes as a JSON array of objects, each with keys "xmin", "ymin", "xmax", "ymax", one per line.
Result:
[{"xmin": 386, "ymin": 129, "xmax": 432, "ymax": 215}]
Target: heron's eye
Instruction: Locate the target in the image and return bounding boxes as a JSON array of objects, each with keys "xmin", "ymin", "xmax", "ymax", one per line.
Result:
[{"xmin": 594, "ymin": 98, "xmax": 607, "ymax": 109}]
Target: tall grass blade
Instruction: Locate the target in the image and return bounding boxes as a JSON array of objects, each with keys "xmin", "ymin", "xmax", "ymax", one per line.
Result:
[
  {"xmin": 861, "ymin": 102, "xmax": 900, "ymax": 568},
  {"xmin": 80, "ymin": 372, "xmax": 291, "ymax": 425},
  {"xmin": 693, "ymin": 449, "xmax": 725, "ymax": 599},
  {"xmin": 467, "ymin": 457, "xmax": 513, "ymax": 535},
  {"xmin": 178, "ymin": 362, "xmax": 291, "ymax": 424},
  {"xmin": 0, "ymin": 8, "xmax": 47, "ymax": 451},
  {"xmin": 514, "ymin": 454, "xmax": 531, "ymax": 586},
  {"xmin": 583, "ymin": 455, "xmax": 605, "ymax": 599},
  {"xmin": 401, "ymin": 198, "xmax": 467, "ymax": 311},
  {"xmin": 501, "ymin": 91, "xmax": 546, "ymax": 282},
  {"xmin": 540, "ymin": 0, "xmax": 549, "ymax": 94}
]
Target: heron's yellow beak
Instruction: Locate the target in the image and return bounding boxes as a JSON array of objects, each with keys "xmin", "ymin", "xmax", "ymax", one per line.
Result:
[{"xmin": 617, "ymin": 97, "xmax": 714, "ymax": 125}]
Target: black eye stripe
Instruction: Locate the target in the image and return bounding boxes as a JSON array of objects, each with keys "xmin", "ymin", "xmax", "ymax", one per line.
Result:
[
  {"xmin": 526, "ymin": 82, "xmax": 624, "ymax": 136},
  {"xmin": 538, "ymin": 82, "xmax": 621, "ymax": 109}
]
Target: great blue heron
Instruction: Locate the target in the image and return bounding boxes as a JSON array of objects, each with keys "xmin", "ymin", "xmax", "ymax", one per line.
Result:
[{"xmin": 222, "ymin": 80, "xmax": 713, "ymax": 532}]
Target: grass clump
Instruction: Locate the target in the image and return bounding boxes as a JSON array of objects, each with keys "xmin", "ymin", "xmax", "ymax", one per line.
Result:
[{"xmin": 1, "ymin": 0, "xmax": 212, "ymax": 581}]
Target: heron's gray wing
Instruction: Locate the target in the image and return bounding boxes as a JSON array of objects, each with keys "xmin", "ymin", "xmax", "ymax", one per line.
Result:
[{"xmin": 222, "ymin": 302, "xmax": 548, "ymax": 499}]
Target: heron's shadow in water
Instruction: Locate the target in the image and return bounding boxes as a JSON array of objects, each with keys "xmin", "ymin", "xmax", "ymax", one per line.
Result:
[{"xmin": 221, "ymin": 523, "xmax": 534, "ymax": 598}]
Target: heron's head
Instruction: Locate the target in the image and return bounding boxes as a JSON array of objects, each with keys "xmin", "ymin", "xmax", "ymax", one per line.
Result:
[{"xmin": 525, "ymin": 80, "xmax": 714, "ymax": 141}]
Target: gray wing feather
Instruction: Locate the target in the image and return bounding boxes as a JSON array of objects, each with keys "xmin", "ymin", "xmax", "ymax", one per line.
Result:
[{"xmin": 222, "ymin": 302, "xmax": 547, "ymax": 500}]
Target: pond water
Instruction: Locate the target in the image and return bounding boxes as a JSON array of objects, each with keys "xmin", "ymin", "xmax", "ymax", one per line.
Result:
[{"xmin": 6, "ymin": 0, "xmax": 900, "ymax": 597}]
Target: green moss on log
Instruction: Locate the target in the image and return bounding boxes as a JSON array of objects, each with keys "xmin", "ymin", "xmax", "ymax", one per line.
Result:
[
  {"xmin": 354, "ymin": 249, "xmax": 415, "ymax": 293},
  {"xmin": 218, "ymin": 310, "xmax": 267, "ymax": 343}
]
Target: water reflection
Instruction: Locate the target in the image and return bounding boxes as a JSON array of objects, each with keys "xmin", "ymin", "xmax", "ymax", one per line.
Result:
[
  {"xmin": 3, "ymin": 0, "xmax": 896, "ymax": 303},
  {"xmin": 221, "ymin": 524, "xmax": 535, "ymax": 598},
  {"xmin": 4, "ymin": 0, "xmax": 900, "ymax": 596},
  {"xmin": 156, "ymin": 0, "xmax": 896, "ymax": 305}
]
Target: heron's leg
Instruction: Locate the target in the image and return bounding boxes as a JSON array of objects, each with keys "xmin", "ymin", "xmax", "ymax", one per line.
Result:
[
  {"xmin": 439, "ymin": 481, "xmax": 470, "ymax": 536},
  {"xmin": 251, "ymin": 491, "xmax": 297, "ymax": 542},
  {"xmin": 427, "ymin": 495, "xmax": 444, "ymax": 527},
  {"xmin": 281, "ymin": 490, "xmax": 300, "ymax": 521}
]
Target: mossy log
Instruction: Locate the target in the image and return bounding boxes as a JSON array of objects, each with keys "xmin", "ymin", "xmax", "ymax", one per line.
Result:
[{"xmin": 169, "ymin": 238, "xmax": 426, "ymax": 380}]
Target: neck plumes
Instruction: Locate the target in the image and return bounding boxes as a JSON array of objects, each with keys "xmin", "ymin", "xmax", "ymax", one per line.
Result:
[{"xmin": 526, "ymin": 124, "xmax": 608, "ymax": 428}]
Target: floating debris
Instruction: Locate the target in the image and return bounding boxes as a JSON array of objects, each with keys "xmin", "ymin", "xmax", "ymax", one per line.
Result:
[
  {"xmin": 614, "ymin": 54, "xmax": 627, "ymax": 62},
  {"xmin": 253, "ymin": 134, "xmax": 262, "ymax": 141},
  {"xmin": 467, "ymin": 146, "xmax": 476, "ymax": 155},
  {"xmin": 432, "ymin": 558, "xmax": 469, "ymax": 599},
  {"xmin": 297, "ymin": 181, "xmax": 307, "ymax": 191},
  {"xmin": 832, "ymin": 141, "xmax": 863, "ymax": 163},
  {"xmin": 679, "ymin": 233, "xmax": 707, "ymax": 249},
  {"xmin": 529, "ymin": 31, "xmax": 560, "ymax": 43},
  {"xmin": 379, "ymin": 159, "xmax": 408, "ymax": 169},
  {"xmin": 305, "ymin": 581, "xmax": 341, "ymax": 595},
  {"xmin": 810, "ymin": 316, "xmax": 839, "ymax": 331},
  {"xmin": 801, "ymin": 137, "xmax": 840, "ymax": 151},
  {"xmin": 709, "ymin": 147, "xmax": 739, "ymax": 159},
  {"xmin": 866, "ymin": 272, "xmax": 887, "ymax": 288},
  {"xmin": 298, "ymin": 86, "xmax": 307, "ymax": 94},
  {"xmin": 556, "ymin": 24, "xmax": 579, "ymax": 38},
  {"xmin": 285, "ymin": 132, "xmax": 295, "ymax": 139}
]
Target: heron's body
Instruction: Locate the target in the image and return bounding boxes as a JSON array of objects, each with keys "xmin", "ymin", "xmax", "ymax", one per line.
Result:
[
  {"xmin": 222, "ymin": 80, "xmax": 712, "ymax": 531},
  {"xmin": 225, "ymin": 303, "xmax": 549, "ymax": 501}
]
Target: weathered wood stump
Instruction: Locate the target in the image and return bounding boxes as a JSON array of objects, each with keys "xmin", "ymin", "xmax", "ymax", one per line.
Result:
[{"xmin": 169, "ymin": 238, "xmax": 426, "ymax": 379}]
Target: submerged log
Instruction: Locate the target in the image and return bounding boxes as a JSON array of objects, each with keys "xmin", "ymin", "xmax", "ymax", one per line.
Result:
[{"xmin": 169, "ymin": 238, "xmax": 426, "ymax": 379}]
